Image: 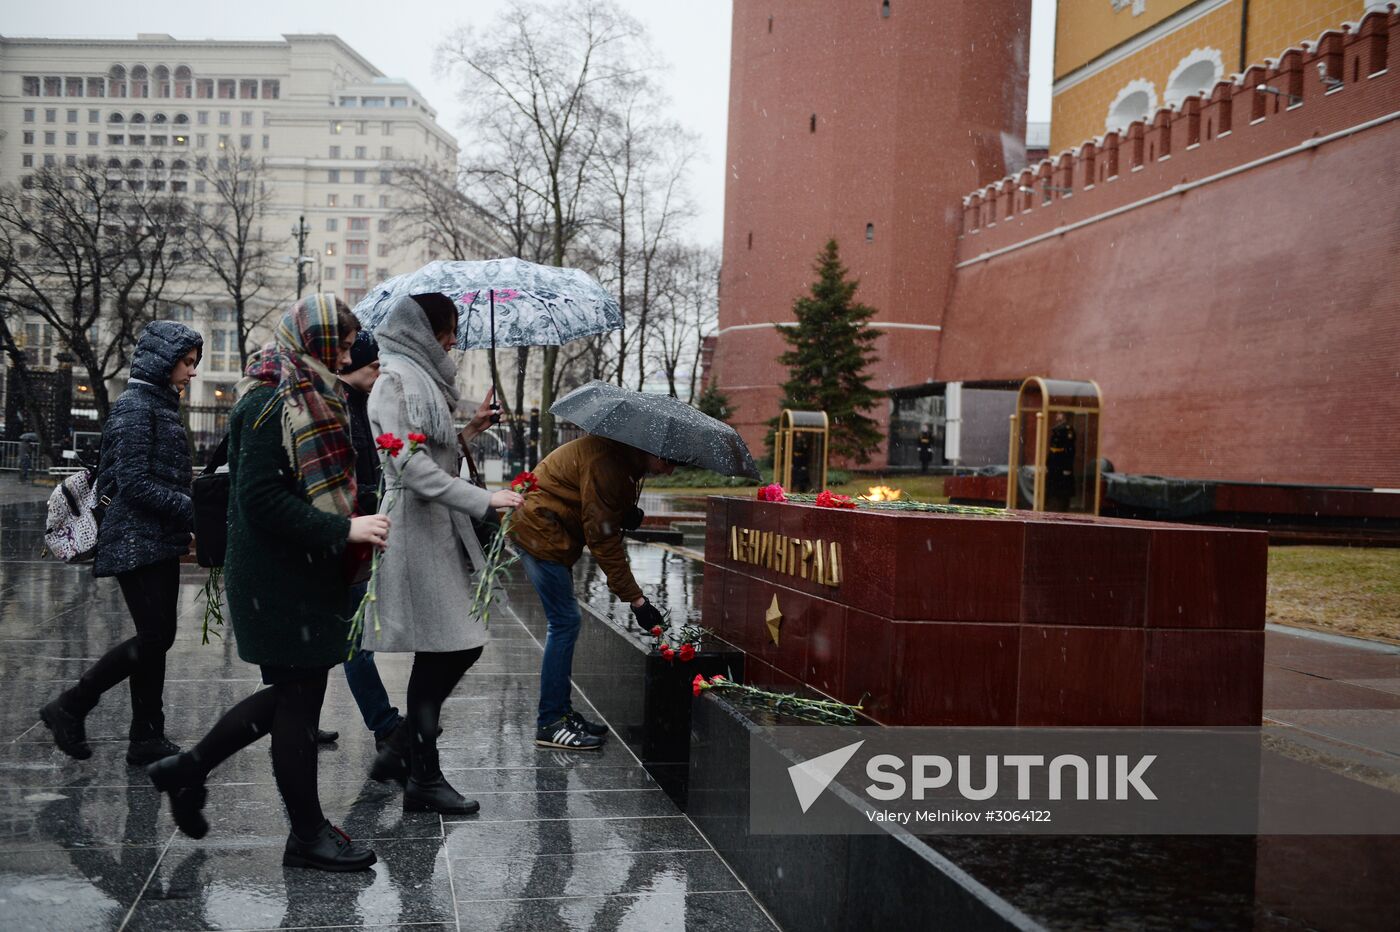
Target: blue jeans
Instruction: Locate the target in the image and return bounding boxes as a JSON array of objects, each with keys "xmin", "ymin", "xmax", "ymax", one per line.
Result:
[
  {"xmin": 342, "ymin": 581, "xmax": 402, "ymax": 740},
  {"xmin": 519, "ymin": 549, "xmax": 582, "ymax": 730}
]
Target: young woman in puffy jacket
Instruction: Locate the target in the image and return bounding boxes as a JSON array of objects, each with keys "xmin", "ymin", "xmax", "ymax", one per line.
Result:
[{"xmin": 40, "ymin": 320, "xmax": 203, "ymax": 767}]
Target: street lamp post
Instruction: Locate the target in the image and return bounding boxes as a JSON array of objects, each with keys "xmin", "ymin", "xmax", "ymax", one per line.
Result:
[{"xmin": 291, "ymin": 215, "xmax": 312, "ymax": 298}]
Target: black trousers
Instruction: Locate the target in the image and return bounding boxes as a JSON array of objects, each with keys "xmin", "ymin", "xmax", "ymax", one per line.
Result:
[
  {"xmin": 405, "ymin": 648, "xmax": 483, "ymax": 772},
  {"xmin": 179, "ymin": 666, "xmax": 331, "ymax": 839},
  {"xmin": 70, "ymin": 558, "xmax": 181, "ymax": 737}
]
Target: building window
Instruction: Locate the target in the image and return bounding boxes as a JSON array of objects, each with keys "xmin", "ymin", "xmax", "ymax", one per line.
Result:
[
  {"xmin": 377, "ymin": 242, "xmax": 391, "ymax": 257},
  {"xmin": 23, "ymin": 108, "xmax": 35, "ymax": 122},
  {"xmin": 261, "ymin": 80, "xmax": 280, "ymax": 99},
  {"xmin": 88, "ymin": 109, "xmax": 100, "ymax": 123},
  {"xmin": 196, "ymin": 133, "xmax": 206, "ymax": 147},
  {"xmin": 325, "ymin": 218, "xmax": 338, "ymax": 231},
  {"xmin": 324, "ymin": 266, "xmax": 336, "ymax": 280},
  {"xmin": 1105, "ymin": 79, "xmax": 1157, "ymax": 136},
  {"xmin": 22, "ymin": 131, "xmax": 34, "ymax": 145},
  {"xmin": 329, "ymin": 145, "xmax": 340, "ymax": 159},
  {"xmin": 867, "ymin": 223, "xmax": 878, "ymax": 243},
  {"xmin": 331, "ymin": 121, "xmax": 343, "ymax": 134},
  {"xmin": 241, "ymin": 111, "xmax": 253, "ymax": 126},
  {"xmin": 380, "ymin": 146, "xmax": 393, "ymax": 159},
  {"xmin": 353, "ymin": 195, "xmax": 365, "ymax": 207},
  {"xmin": 44, "ymin": 132, "xmax": 56, "ymax": 145},
  {"xmin": 22, "ymin": 154, "xmax": 33, "ymax": 167},
  {"xmin": 262, "ymin": 135, "xmax": 269, "ymax": 149},
  {"xmin": 45, "ymin": 108, "xmax": 57, "ymax": 122},
  {"xmin": 194, "ymin": 179, "xmax": 207, "ymax": 193},
  {"xmin": 356, "ymin": 121, "xmax": 366, "ymax": 135},
  {"xmin": 65, "ymin": 132, "xmax": 77, "ymax": 146},
  {"xmin": 88, "ymin": 132, "xmax": 98, "ymax": 145},
  {"xmin": 23, "ymin": 76, "xmax": 40, "ymax": 96},
  {"xmin": 43, "ymin": 154, "xmax": 56, "ymax": 167},
  {"xmin": 327, "ymin": 193, "xmax": 338, "ymax": 207},
  {"xmin": 197, "ymin": 111, "xmax": 208, "ymax": 125},
  {"xmin": 1164, "ymin": 48, "xmax": 1224, "ymax": 108},
  {"xmin": 196, "ymin": 78, "xmax": 213, "ymax": 99},
  {"xmin": 354, "ymin": 146, "xmax": 366, "ymax": 159},
  {"xmin": 353, "ymin": 170, "xmax": 366, "ymax": 184},
  {"xmin": 390, "ymin": 97, "xmax": 407, "ymax": 108},
  {"xmin": 377, "ymin": 219, "xmax": 391, "ymax": 233},
  {"xmin": 347, "ymin": 239, "xmax": 368, "ymax": 256},
  {"xmin": 348, "ymin": 216, "xmax": 370, "ymax": 232},
  {"xmin": 66, "ymin": 109, "xmax": 78, "ymax": 123},
  {"xmin": 382, "ymin": 122, "xmax": 392, "ymax": 136},
  {"xmin": 108, "ymin": 134, "xmax": 124, "ymax": 145},
  {"xmin": 219, "ymin": 111, "xmax": 230, "ymax": 126},
  {"xmin": 239, "ymin": 135, "xmax": 251, "ymax": 149},
  {"xmin": 326, "ymin": 243, "xmax": 337, "ymax": 256},
  {"xmin": 345, "ymin": 264, "xmax": 367, "ymax": 282},
  {"xmin": 881, "ymin": 0, "xmax": 891, "ymax": 17},
  {"xmin": 328, "ymin": 169, "xmax": 341, "ymax": 183},
  {"xmin": 378, "ymin": 170, "xmax": 392, "ymax": 184},
  {"xmin": 217, "ymin": 79, "xmax": 235, "ymax": 99},
  {"xmin": 378, "ymin": 195, "xmax": 390, "ymax": 208}
]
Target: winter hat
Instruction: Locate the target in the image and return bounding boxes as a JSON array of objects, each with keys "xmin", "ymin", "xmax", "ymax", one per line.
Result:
[{"xmin": 343, "ymin": 330, "xmax": 379, "ymax": 374}]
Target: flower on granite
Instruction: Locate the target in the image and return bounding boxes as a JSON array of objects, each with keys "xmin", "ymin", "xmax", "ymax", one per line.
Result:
[
  {"xmin": 757, "ymin": 483, "xmax": 787, "ymax": 503},
  {"xmin": 661, "ymin": 645, "xmax": 676, "ymax": 662},
  {"xmin": 679, "ymin": 643, "xmax": 696, "ymax": 663},
  {"xmin": 815, "ymin": 489, "xmax": 856, "ymax": 509},
  {"xmin": 650, "ymin": 625, "xmax": 663, "ymax": 637},
  {"xmin": 692, "ymin": 674, "xmax": 708, "ymax": 696}
]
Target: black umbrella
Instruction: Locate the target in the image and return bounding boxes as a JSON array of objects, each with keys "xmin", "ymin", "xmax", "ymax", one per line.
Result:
[{"xmin": 550, "ymin": 381, "xmax": 760, "ymax": 479}]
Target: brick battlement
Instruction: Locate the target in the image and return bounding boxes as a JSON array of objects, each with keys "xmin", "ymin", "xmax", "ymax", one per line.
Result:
[{"xmin": 957, "ymin": 7, "xmax": 1398, "ymax": 260}]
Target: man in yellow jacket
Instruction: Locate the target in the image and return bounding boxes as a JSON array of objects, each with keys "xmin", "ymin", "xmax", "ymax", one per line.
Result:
[{"xmin": 510, "ymin": 434, "xmax": 673, "ymax": 749}]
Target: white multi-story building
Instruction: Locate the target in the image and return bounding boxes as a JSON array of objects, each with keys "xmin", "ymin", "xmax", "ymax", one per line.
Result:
[{"xmin": 0, "ymin": 32, "xmax": 508, "ymax": 412}]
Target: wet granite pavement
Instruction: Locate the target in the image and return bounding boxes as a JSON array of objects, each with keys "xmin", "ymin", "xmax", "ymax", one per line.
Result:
[{"xmin": 0, "ymin": 501, "xmax": 778, "ymax": 931}]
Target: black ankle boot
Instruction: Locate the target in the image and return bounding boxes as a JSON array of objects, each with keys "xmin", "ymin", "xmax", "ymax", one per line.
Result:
[
  {"xmin": 126, "ymin": 732, "xmax": 181, "ymax": 767},
  {"xmin": 404, "ymin": 741, "xmax": 478, "ymax": 815},
  {"xmin": 369, "ymin": 721, "xmax": 411, "ymax": 785},
  {"xmin": 282, "ymin": 820, "xmax": 377, "ymax": 871},
  {"xmin": 146, "ymin": 753, "xmax": 209, "ymax": 839},
  {"xmin": 40, "ymin": 692, "xmax": 92, "ymax": 760}
]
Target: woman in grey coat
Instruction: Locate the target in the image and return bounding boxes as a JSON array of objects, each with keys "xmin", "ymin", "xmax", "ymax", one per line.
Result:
[
  {"xmin": 41, "ymin": 320, "xmax": 203, "ymax": 767},
  {"xmin": 362, "ymin": 293, "xmax": 522, "ymax": 814}
]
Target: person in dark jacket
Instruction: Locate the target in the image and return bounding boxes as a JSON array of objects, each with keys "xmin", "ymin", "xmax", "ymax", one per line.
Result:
[
  {"xmin": 146, "ymin": 295, "xmax": 390, "ymax": 872},
  {"xmin": 40, "ymin": 320, "xmax": 203, "ymax": 767},
  {"xmin": 336, "ymin": 331, "xmax": 407, "ymax": 763}
]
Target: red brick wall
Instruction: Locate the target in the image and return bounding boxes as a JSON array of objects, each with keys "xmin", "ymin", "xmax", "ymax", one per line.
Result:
[
  {"xmin": 940, "ymin": 13, "xmax": 1400, "ymax": 487},
  {"xmin": 713, "ymin": 0, "xmax": 1031, "ymax": 454}
]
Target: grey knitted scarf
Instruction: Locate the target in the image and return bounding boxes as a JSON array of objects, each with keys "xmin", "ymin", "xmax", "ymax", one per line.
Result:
[{"xmin": 373, "ymin": 295, "xmax": 459, "ymax": 445}]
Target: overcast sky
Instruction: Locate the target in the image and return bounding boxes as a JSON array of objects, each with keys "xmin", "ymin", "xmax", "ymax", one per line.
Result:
[{"xmin": 5, "ymin": 0, "xmax": 1056, "ymax": 247}]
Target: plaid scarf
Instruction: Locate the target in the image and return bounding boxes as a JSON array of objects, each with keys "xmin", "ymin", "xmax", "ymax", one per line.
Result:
[{"xmin": 237, "ymin": 294, "xmax": 357, "ymax": 517}]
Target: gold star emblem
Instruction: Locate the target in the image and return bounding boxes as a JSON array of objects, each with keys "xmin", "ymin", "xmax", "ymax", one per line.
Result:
[{"xmin": 765, "ymin": 593, "xmax": 782, "ymax": 645}]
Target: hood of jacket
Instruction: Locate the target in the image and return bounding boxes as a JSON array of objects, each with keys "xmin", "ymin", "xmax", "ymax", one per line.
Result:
[
  {"xmin": 130, "ymin": 320, "xmax": 204, "ymax": 387},
  {"xmin": 374, "ymin": 295, "xmax": 459, "ymax": 444}
]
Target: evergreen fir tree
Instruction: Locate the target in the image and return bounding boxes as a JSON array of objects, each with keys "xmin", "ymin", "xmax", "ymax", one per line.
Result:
[
  {"xmin": 695, "ymin": 382, "xmax": 732, "ymax": 422},
  {"xmin": 774, "ymin": 239, "xmax": 882, "ymax": 463}
]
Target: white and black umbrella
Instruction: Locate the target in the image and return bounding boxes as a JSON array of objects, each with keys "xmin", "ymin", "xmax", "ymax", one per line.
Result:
[{"xmin": 551, "ymin": 380, "xmax": 760, "ymax": 479}]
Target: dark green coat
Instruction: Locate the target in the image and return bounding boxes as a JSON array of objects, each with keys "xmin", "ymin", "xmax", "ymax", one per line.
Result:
[{"xmin": 225, "ymin": 386, "xmax": 352, "ymax": 668}]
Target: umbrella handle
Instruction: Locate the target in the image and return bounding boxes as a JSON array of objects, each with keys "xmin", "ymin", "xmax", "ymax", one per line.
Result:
[{"xmin": 490, "ymin": 288, "xmax": 499, "ymax": 402}]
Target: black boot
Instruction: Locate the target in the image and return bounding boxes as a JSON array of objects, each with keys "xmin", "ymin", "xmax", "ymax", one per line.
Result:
[
  {"xmin": 282, "ymin": 820, "xmax": 377, "ymax": 871},
  {"xmin": 404, "ymin": 740, "xmax": 478, "ymax": 815},
  {"xmin": 368, "ymin": 721, "xmax": 411, "ymax": 785},
  {"xmin": 40, "ymin": 691, "xmax": 92, "ymax": 760},
  {"xmin": 146, "ymin": 753, "xmax": 209, "ymax": 839},
  {"xmin": 315, "ymin": 728, "xmax": 339, "ymax": 744},
  {"xmin": 126, "ymin": 733, "xmax": 181, "ymax": 767}
]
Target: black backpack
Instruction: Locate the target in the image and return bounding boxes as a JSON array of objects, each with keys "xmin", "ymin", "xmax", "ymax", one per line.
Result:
[{"xmin": 192, "ymin": 436, "xmax": 229, "ymax": 568}]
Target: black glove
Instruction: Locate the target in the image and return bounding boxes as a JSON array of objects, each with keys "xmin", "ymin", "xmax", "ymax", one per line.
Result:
[{"xmin": 631, "ymin": 599, "xmax": 663, "ymax": 630}]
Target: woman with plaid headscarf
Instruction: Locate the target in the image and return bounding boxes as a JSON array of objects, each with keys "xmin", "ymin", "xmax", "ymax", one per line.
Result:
[{"xmin": 146, "ymin": 294, "xmax": 391, "ymax": 872}]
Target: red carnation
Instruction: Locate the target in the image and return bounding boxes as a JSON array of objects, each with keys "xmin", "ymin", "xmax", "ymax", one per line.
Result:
[
  {"xmin": 679, "ymin": 644, "xmax": 696, "ymax": 663},
  {"xmin": 757, "ymin": 483, "xmax": 787, "ymax": 503},
  {"xmin": 375, "ymin": 433, "xmax": 405, "ymax": 458},
  {"xmin": 815, "ymin": 489, "xmax": 856, "ymax": 509},
  {"xmin": 712, "ymin": 674, "xmax": 727, "ymax": 684},
  {"xmin": 692, "ymin": 674, "xmax": 707, "ymax": 696},
  {"xmin": 511, "ymin": 470, "xmax": 539, "ymax": 493},
  {"xmin": 650, "ymin": 625, "xmax": 663, "ymax": 637},
  {"xmin": 660, "ymin": 645, "xmax": 675, "ymax": 661},
  {"xmin": 407, "ymin": 432, "xmax": 428, "ymax": 445}
]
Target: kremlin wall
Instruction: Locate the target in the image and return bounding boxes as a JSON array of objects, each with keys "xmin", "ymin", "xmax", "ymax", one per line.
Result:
[{"xmin": 711, "ymin": 1, "xmax": 1400, "ymax": 489}]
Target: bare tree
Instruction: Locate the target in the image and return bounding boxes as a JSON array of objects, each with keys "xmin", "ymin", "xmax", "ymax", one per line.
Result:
[
  {"xmin": 0, "ymin": 160, "xmax": 191, "ymax": 420},
  {"xmin": 647, "ymin": 242, "xmax": 718, "ymax": 401},
  {"xmin": 440, "ymin": 0, "xmax": 650, "ymax": 453},
  {"xmin": 188, "ymin": 155, "xmax": 279, "ymax": 367},
  {"xmin": 0, "ymin": 248, "xmax": 60, "ymax": 457},
  {"xmin": 388, "ymin": 157, "xmax": 503, "ymax": 262}
]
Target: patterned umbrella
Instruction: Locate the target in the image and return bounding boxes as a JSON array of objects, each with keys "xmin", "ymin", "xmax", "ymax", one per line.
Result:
[{"xmin": 350, "ymin": 257, "xmax": 622, "ymax": 350}]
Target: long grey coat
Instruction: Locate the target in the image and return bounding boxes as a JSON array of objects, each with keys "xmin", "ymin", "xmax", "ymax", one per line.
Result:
[{"xmin": 360, "ymin": 360, "xmax": 494, "ymax": 654}]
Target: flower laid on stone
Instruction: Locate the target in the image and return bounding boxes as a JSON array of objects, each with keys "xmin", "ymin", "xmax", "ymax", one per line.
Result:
[
  {"xmin": 648, "ymin": 611, "xmax": 708, "ymax": 662},
  {"xmin": 469, "ymin": 469, "xmax": 537, "ymax": 628},
  {"xmin": 692, "ymin": 673, "xmax": 864, "ymax": 724},
  {"xmin": 814, "ymin": 489, "xmax": 857, "ymax": 509},
  {"xmin": 346, "ymin": 432, "xmax": 426, "ymax": 652},
  {"xmin": 756, "ymin": 483, "xmax": 787, "ymax": 502}
]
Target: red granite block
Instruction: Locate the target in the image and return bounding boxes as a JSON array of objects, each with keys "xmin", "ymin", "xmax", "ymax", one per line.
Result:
[
  {"xmin": 1022, "ymin": 521, "xmax": 1149, "ymax": 627},
  {"xmin": 1147, "ymin": 528, "xmax": 1267, "ymax": 630},
  {"xmin": 893, "ymin": 621, "xmax": 1020, "ymax": 725},
  {"xmin": 703, "ymin": 497, "xmax": 729, "ymax": 563},
  {"xmin": 892, "ymin": 515, "xmax": 1024, "ymax": 622},
  {"xmin": 1145, "ymin": 630, "xmax": 1264, "ymax": 724},
  {"xmin": 1018, "ymin": 625, "xmax": 1146, "ymax": 725},
  {"xmin": 701, "ymin": 563, "xmax": 730, "ymax": 637},
  {"xmin": 753, "ymin": 581, "xmax": 825, "ymax": 684},
  {"xmin": 777, "ymin": 502, "xmax": 896, "ymax": 616},
  {"xmin": 718, "ymin": 568, "xmax": 751, "ymax": 644},
  {"xmin": 804, "ymin": 599, "xmax": 846, "ymax": 700},
  {"xmin": 842, "ymin": 607, "xmax": 896, "ymax": 722}
]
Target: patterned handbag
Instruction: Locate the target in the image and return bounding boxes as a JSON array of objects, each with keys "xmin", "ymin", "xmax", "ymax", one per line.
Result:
[{"xmin": 43, "ymin": 469, "xmax": 108, "ymax": 564}]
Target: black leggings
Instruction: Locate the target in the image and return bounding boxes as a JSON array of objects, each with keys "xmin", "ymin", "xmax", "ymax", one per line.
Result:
[
  {"xmin": 406, "ymin": 648, "xmax": 483, "ymax": 766},
  {"xmin": 179, "ymin": 667, "xmax": 330, "ymax": 839},
  {"xmin": 71, "ymin": 558, "xmax": 180, "ymax": 736}
]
